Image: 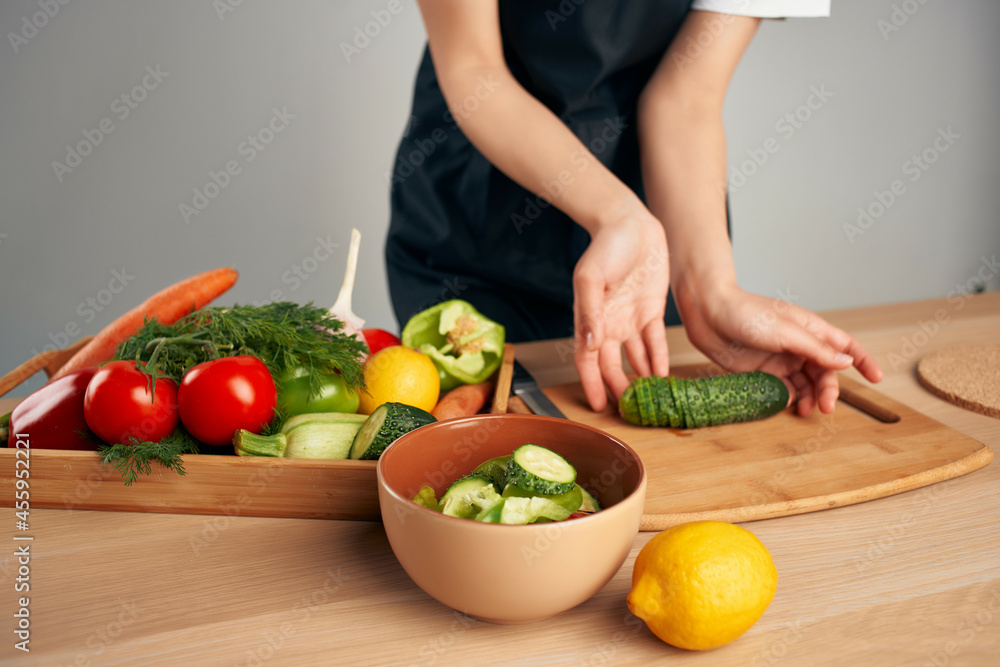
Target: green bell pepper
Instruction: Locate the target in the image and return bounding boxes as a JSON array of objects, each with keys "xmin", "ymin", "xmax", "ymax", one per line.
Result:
[
  {"xmin": 401, "ymin": 299, "xmax": 505, "ymax": 391},
  {"xmin": 276, "ymin": 367, "xmax": 360, "ymax": 416}
]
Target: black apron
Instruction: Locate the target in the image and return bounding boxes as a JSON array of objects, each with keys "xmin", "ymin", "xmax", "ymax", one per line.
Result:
[{"xmin": 386, "ymin": 0, "xmax": 696, "ymax": 342}]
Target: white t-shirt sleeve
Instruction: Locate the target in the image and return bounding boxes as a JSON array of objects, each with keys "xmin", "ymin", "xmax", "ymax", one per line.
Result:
[{"xmin": 689, "ymin": 1, "xmax": 831, "ymax": 18}]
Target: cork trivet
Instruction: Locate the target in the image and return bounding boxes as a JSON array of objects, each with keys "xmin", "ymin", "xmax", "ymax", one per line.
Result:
[{"xmin": 916, "ymin": 344, "xmax": 1000, "ymax": 419}]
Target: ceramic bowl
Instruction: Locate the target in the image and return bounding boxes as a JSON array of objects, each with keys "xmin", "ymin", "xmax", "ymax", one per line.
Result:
[{"xmin": 376, "ymin": 413, "xmax": 647, "ymax": 624}]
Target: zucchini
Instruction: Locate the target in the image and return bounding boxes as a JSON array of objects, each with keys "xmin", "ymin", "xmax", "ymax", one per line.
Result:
[
  {"xmin": 349, "ymin": 402, "xmax": 436, "ymax": 460},
  {"xmin": 233, "ymin": 412, "xmax": 367, "ymax": 458},
  {"xmin": 505, "ymin": 443, "xmax": 577, "ymax": 495},
  {"xmin": 619, "ymin": 371, "xmax": 789, "ymax": 428}
]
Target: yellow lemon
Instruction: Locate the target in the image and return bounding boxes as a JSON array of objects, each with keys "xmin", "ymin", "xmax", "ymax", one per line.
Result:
[
  {"xmin": 357, "ymin": 345, "xmax": 440, "ymax": 415},
  {"xmin": 627, "ymin": 521, "xmax": 778, "ymax": 651}
]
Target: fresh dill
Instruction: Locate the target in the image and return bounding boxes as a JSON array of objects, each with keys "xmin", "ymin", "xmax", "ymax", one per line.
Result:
[{"xmin": 99, "ymin": 430, "xmax": 200, "ymax": 486}]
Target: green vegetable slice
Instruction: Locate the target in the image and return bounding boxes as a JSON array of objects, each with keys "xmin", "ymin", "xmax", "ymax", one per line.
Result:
[
  {"xmin": 412, "ymin": 485, "xmax": 440, "ymax": 511},
  {"xmin": 502, "ymin": 483, "xmax": 583, "ymax": 514},
  {"xmin": 578, "ymin": 485, "xmax": 601, "ymax": 513},
  {"xmin": 498, "ymin": 496, "xmax": 572, "ymax": 524},
  {"xmin": 506, "ymin": 443, "xmax": 577, "ymax": 495},
  {"xmin": 349, "ymin": 402, "xmax": 436, "ymax": 460},
  {"xmin": 472, "ymin": 454, "xmax": 511, "ymax": 492},
  {"xmin": 439, "ymin": 475, "xmax": 502, "ymax": 519}
]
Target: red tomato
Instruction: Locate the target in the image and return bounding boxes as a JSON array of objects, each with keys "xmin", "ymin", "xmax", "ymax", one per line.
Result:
[
  {"xmin": 84, "ymin": 361, "xmax": 179, "ymax": 445},
  {"xmin": 178, "ymin": 356, "xmax": 277, "ymax": 446},
  {"xmin": 361, "ymin": 328, "xmax": 402, "ymax": 356}
]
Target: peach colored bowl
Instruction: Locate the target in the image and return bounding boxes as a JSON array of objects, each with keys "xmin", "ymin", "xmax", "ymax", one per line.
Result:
[{"xmin": 376, "ymin": 413, "xmax": 647, "ymax": 624}]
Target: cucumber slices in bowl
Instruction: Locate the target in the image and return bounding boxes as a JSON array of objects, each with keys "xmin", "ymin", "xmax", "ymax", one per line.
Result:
[{"xmin": 413, "ymin": 444, "xmax": 601, "ymax": 525}]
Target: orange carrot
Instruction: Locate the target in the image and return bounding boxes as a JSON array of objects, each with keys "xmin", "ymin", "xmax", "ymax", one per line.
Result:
[
  {"xmin": 432, "ymin": 381, "xmax": 494, "ymax": 421},
  {"xmin": 50, "ymin": 267, "xmax": 239, "ymax": 381}
]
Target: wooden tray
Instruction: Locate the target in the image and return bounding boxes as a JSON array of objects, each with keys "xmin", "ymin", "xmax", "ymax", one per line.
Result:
[
  {"xmin": 540, "ymin": 365, "xmax": 994, "ymax": 531},
  {"xmin": 0, "ymin": 344, "xmax": 518, "ymax": 521}
]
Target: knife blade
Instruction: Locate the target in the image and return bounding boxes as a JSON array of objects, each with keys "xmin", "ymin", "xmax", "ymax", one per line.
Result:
[{"xmin": 511, "ymin": 360, "xmax": 567, "ymax": 419}]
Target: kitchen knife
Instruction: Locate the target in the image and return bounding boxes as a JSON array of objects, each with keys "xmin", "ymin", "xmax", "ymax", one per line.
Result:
[{"xmin": 511, "ymin": 360, "xmax": 567, "ymax": 419}]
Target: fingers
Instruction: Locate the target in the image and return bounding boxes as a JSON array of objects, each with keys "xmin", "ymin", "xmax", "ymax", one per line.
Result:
[
  {"xmin": 599, "ymin": 339, "xmax": 632, "ymax": 406},
  {"xmin": 624, "ymin": 336, "xmax": 651, "ymax": 377},
  {"xmin": 642, "ymin": 318, "xmax": 670, "ymax": 378},
  {"xmin": 806, "ymin": 362, "xmax": 842, "ymax": 414},
  {"xmin": 843, "ymin": 337, "xmax": 884, "ymax": 384},
  {"xmin": 573, "ymin": 266, "xmax": 608, "ymax": 412},
  {"xmin": 574, "ymin": 329, "xmax": 607, "ymax": 413},
  {"xmin": 789, "ymin": 370, "xmax": 813, "ymax": 416}
]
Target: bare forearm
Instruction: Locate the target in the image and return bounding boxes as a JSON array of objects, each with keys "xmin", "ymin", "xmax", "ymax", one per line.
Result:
[
  {"xmin": 435, "ymin": 64, "xmax": 643, "ymax": 234},
  {"xmin": 638, "ymin": 100, "xmax": 736, "ymax": 300}
]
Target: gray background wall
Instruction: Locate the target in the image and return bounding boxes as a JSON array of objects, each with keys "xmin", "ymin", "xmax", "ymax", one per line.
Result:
[{"xmin": 2, "ymin": 0, "xmax": 998, "ymax": 396}]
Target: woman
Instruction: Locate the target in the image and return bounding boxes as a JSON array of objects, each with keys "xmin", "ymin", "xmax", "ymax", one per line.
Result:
[{"xmin": 385, "ymin": 0, "xmax": 882, "ymax": 413}]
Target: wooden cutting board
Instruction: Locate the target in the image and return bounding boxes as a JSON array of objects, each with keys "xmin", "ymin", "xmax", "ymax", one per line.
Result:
[{"xmin": 540, "ymin": 365, "xmax": 993, "ymax": 531}]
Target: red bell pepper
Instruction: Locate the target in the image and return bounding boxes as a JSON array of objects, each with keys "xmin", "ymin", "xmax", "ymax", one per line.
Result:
[{"xmin": 8, "ymin": 368, "xmax": 102, "ymax": 450}]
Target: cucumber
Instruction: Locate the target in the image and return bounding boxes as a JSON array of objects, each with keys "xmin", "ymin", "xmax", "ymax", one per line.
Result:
[
  {"xmin": 439, "ymin": 474, "xmax": 502, "ymax": 519},
  {"xmin": 505, "ymin": 443, "xmax": 577, "ymax": 495},
  {"xmin": 349, "ymin": 402, "xmax": 436, "ymax": 460},
  {"xmin": 619, "ymin": 371, "xmax": 789, "ymax": 428}
]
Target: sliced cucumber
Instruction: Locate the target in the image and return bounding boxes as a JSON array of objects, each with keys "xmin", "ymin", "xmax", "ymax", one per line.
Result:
[
  {"xmin": 506, "ymin": 443, "xmax": 577, "ymax": 495},
  {"xmin": 439, "ymin": 474, "xmax": 502, "ymax": 519},
  {"xmin": 502, "ymin": 483, "xmax": 583, "ymax": 514},
  {"xmin": 349, "ymin": 402, "xmax": 436, "ymax": 460}
]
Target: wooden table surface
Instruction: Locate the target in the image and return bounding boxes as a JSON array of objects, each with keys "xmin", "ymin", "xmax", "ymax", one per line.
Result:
[{"xmin": 2, "ymin": 293, "xmax": 998, "ymax": 666}]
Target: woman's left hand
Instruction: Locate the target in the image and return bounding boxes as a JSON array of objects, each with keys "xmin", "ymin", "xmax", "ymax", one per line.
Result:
[{"xmin": 573, "ymin": 205, "xmax": 671, "ymax": 412}]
